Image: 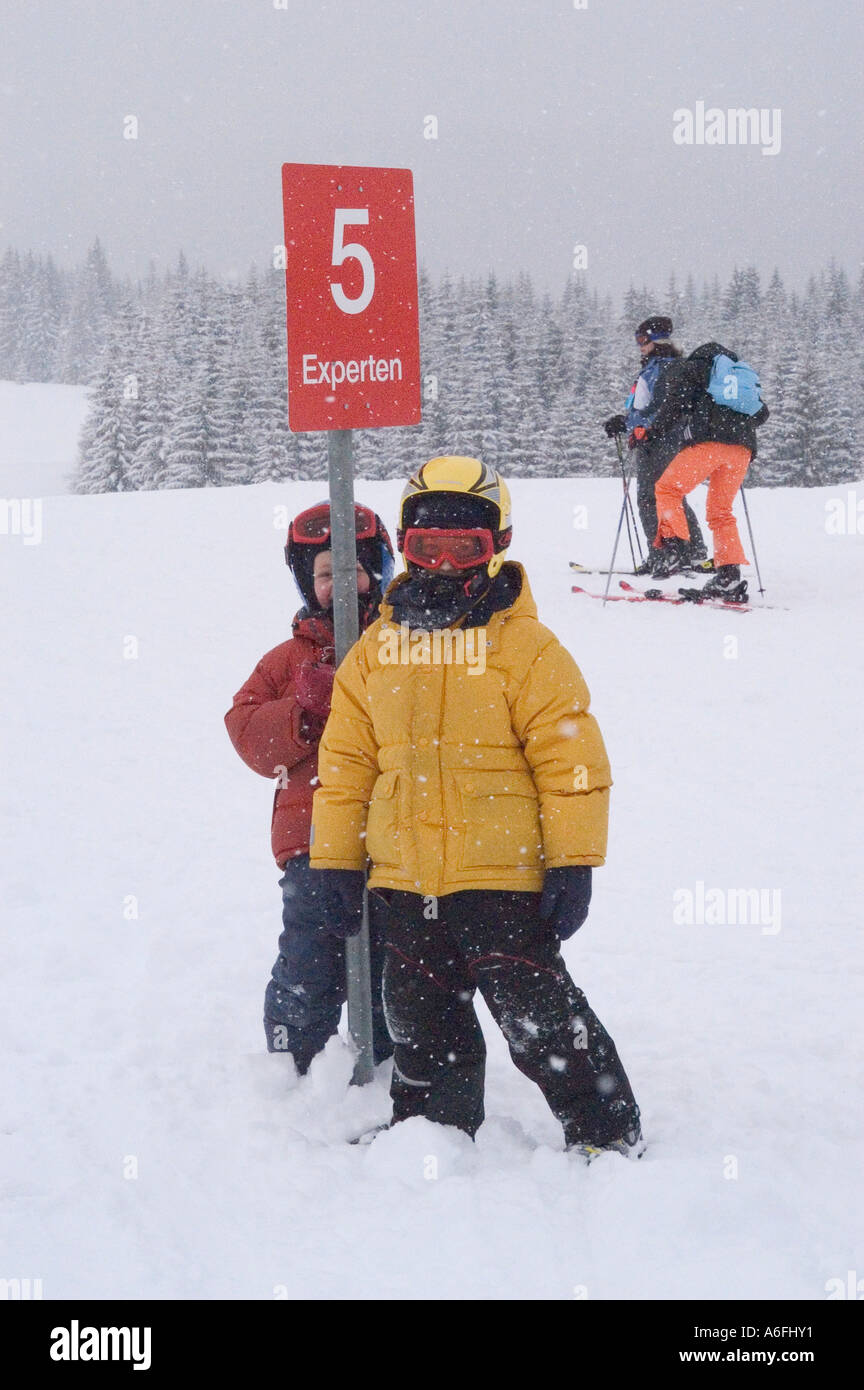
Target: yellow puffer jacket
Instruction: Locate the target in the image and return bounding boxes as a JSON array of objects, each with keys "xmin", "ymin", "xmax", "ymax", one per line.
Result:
[{"xmin": 309, "ymin": 562, "xmax": 611, "ymax": 896}]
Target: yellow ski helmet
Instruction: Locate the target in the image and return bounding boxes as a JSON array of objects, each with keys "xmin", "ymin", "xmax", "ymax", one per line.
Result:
[{"xmin": 397, "ymin": 456, "xmax": 513, "ymax": 578}]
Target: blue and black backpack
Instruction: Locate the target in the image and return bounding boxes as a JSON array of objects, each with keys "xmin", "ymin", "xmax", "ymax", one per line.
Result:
[{"xmin": 705, "ymin": 353, "xmax": 764, "ymax": 417}]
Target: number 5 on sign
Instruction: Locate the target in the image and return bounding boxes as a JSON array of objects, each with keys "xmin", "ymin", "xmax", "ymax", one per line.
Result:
[
  {"xmin": 331, "ymin": 210, "xmax": 375, "ymax": 314},
  {"xmin": 282, "ymin": 163, "xmax": 422, "ymax": 431}
]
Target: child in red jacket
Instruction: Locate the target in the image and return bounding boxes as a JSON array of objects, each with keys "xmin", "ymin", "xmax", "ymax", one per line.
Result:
[{"xmin": 225, "ymin": 502, "xmax": 395, "ymax": 1073}]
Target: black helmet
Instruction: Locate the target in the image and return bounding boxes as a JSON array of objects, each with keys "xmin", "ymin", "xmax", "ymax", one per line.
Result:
[{"xmin": 635, "ymin": 315, "xmax": 673, "ymax": 343}]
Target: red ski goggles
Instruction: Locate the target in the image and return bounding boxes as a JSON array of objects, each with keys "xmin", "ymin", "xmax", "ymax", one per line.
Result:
[
  {"xmin": 401, "ymin": 527, "xmax": 495, "ymax": 570},
  {"xmin": 289, "ymin": 502, "xmax": 379, "ymax": 545}
]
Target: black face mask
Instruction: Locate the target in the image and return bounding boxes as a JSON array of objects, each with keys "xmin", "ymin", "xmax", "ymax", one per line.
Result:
[{"xmin": 388, "ymin": 565, "xmax": 491, "ymax": 631}]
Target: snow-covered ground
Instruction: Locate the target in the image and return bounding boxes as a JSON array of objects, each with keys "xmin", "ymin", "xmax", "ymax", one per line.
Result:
[
  {"xmin": 1, "ymin": 455, "xmax": 862, "ymax": 1299},
  {"xmin": 0, "ymin": 382, "xmax": 90, "ymax": 497}
]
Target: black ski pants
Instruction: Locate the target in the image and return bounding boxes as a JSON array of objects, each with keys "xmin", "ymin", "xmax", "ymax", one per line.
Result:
[
  {"xmin": 377, "ymin": 888, "xmax": 640, "ymax": 1145},
  {"xmin": 264, "ymin": 854, "xmax": 393, "ymax": 1073}
]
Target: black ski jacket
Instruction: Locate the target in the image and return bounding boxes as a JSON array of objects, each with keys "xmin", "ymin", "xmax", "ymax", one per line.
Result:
[{"xmin": 650, "ymin": 342, "xmax": 770, "ymax": 459}]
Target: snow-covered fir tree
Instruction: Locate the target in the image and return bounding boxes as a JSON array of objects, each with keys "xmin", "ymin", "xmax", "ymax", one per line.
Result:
[{"xmin": 0, "ymin": 240, "xmax": 856, "ymax": 491}]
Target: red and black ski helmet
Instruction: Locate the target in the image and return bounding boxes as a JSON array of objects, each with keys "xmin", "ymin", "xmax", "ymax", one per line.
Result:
[{"xmin": 285, "ymin": 501, "xmax": 395, "ymax": 611}]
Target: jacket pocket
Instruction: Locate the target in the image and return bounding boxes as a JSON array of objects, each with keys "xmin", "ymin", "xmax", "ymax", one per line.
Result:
[
  {"xmin": 454, "ymin": 769, "xmax": 543, "ymax": 871},
  {"xmin": 365, "ymin": 770, "xmax": 402, "ymax": 868}
]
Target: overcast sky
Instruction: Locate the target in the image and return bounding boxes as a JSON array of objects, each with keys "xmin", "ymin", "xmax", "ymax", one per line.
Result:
[{"xmin": 2, "ymin": 0, "xmax": 861, "ymax": 296}]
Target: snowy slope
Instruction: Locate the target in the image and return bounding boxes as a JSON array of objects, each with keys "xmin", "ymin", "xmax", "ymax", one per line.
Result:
[
  {"xmin": 0, "ymin": 382, "xmax": 90, "ymax": 497},
  {"xmin": 1, "ymin": 474, "xmax": 862, "ymax": 1300}
]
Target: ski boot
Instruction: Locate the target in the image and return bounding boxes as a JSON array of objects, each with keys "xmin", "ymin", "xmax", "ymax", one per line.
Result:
[
  {"xmin": 650, "ymin": 539, "xmax": 689, "ymax": 579},
  {"xmin": 633, "ymin": 556, "xmax": 654, "ymax": 577},
  {"xmin": 696, "ymin": 564, "xmax": 748, "ymax": 603},
  {"xmin": 567, "ymin": 1124, "xmax": 646, "ymax": 1165},
  {"xmin": 685, "ymin": 555, "xmax": 715, "ymax": 574}
]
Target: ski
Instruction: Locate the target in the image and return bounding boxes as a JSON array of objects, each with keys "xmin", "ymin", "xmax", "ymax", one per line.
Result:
[
  {"xmin": 620, "ymin": 580, "xmax": 786, "ymax": 611},
  {"xmin": 571, "ymin": 584, "xmax": 665, "ymax": 605},
  {"xmin": 619, "ymin": 580, "xmax": 752, "ymax": 612},
  {"xmin": 569, "ymin": 561, "xmax": 642, "ymax": 577},
  {"xmin": 569, "ymin": 560, "xmax": 715, "ymax": 577},
  {"xmin": 570, "ymin": 583, "xmax": 750, "ymax": 614}
]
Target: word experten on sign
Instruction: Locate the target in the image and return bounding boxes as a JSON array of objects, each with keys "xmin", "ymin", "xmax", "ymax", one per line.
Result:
[{"xmin": 301, "ymin": 353, "xmax": 404, "ymax": 388}]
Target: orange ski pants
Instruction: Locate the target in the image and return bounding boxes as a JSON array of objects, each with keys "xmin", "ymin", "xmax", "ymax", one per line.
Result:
[{"xmin": 654, "ymin": 442, "xmax": 751, "ymax": 567}]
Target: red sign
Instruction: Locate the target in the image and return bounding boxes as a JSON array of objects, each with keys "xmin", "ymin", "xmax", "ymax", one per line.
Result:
[{"xmin": 281, "ymin": 163, "xmax": 422, "ymax": 432}]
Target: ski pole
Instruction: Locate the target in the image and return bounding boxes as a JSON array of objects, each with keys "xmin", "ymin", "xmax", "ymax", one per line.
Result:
[
  {"xmin": 614, "ymin": 436, "xmax": 638, "ymax": 571},
  {"xmin": 617, "ymin": 434, "xmax": 643, "ymax": 557},
  {"xmin": 626, "ymin": 478, "xmax": 643, "ymax": 564},
  {"xmin": 603, "ymin": 486, "xmax": 629, "ymax": 606},
  {"xmin": 615, "ymin": 434, "xmax": 644, "ymax": 566},
  {"xmin": 739, "ymin": 484, "xmax": 765, "ymax": 595},
  {"xmin": 613, "ymin": 436, "xmax": 637, "ymax": 570}
]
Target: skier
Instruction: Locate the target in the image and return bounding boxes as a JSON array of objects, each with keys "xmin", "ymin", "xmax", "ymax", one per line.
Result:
[
  {"xmin": 648, "ymin": 342, "xmax": 770, "ymax": 598},
  {"xmin": 308, "ymin": 457, "xmax": 643, "ymax": 1161},
  {"xmin": 603, "ymin": 315, "xmax": 707, "ymax": 576},
  {"xmin": 225, "ymin": 501, "xmax": 395, "ymax": 1074}
]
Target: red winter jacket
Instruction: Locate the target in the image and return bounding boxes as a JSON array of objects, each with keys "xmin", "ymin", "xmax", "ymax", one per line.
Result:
[{"xmin": 225, "ymin": 613, "xmax": 337, "ymax": 867}]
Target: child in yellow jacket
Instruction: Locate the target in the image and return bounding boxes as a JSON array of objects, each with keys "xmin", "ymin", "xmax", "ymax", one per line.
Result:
[{"xmin": 309, "ymin": 458, "xmax": 642, "ymax": 1159}]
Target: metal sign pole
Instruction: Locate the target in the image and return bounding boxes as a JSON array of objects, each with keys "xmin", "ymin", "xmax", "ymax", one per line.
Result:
[
  {"xmin": 326, "ymin": 427, "xmax": 375, "ymax": 1085},
  {"xmin": 282, "ymin": 165, "xmax": 421, "ymax": 1087}
]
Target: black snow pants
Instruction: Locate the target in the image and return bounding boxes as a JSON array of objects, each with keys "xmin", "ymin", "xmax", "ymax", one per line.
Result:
[
  {"xmin": 635, "ymin": 440, "xmax": 706, "ymax": 559},
  {"xmin": 378, "ymin": 888, "xmax": 640, "ymax": 1146},
  {"xmin": 264, "ymin": 854, "xmax": 393, "ymax": 1073}
]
